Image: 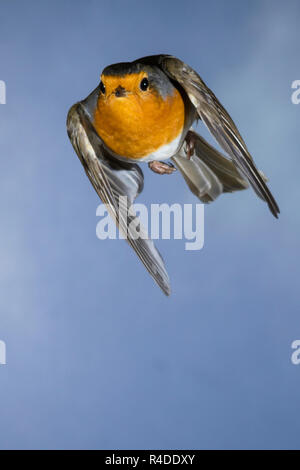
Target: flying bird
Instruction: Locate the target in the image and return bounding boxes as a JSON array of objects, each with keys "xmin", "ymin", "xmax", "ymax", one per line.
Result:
[{"xmin": 67, "ymin": 54, "xmax": 279, "ymax": 296}]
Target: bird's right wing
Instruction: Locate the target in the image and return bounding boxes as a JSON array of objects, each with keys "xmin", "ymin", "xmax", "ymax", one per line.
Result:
[{"xmin": 67, "ymin": 100, "xmax": 170, "ymax": 296}]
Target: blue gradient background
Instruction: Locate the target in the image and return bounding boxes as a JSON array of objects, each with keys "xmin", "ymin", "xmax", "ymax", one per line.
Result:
[{"xmin": 0, "ymin": 0, "xmax": 299, "ymax": 450}]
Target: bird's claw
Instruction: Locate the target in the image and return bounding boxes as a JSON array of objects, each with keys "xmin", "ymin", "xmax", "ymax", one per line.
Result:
[
  {"xmin": 185, "ymin": 130, "xmax": 196, "ymax": 159},
  {"xmin": 148, "ymin": 161, "xmax": 176, "ymax": 175}
]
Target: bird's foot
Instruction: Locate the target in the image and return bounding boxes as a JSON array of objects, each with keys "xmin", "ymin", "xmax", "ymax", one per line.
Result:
[
  {"xmin": 184, "ymin": 130, "xmax": 196, "ymax": 159},
  {"xmin": 148, "ymin": 161, "xmax": 176, "ymax": 175}
]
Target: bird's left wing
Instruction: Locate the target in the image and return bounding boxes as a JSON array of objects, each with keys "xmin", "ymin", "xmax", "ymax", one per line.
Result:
[
  {"xmin": 142, "ymin": 55, "xmax": 279, "ymax": 218},
  {"xmin": 67, "ymin": 92, "xmax": 170, "ymax": 296}
]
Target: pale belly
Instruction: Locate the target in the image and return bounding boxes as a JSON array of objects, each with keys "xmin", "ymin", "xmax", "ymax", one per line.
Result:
[
  {"xmin": 104, "ymin": 130, "xmax": 186, "ymax": 164},
  {"xmin": 123, "ymin": 132, "xmax": 183, "ymax": 163}
]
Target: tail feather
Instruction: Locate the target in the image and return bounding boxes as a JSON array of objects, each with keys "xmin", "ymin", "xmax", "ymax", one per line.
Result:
[
  {"xmin": 190, "ymin": 132, "xmax": 250, "ymax": 193},
  {"xmin": 172, "ymin": 152, "xmax": 223, "ymax": 203},
  {"xmin": 172, "ymin": 131, "xmax": 250, "ymax": 203}
]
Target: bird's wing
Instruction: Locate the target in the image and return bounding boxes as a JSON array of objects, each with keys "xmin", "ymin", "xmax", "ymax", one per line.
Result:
[
  {"xmin": 141, "ymin": 55, "xmax": 279, "ymax": 218},
  {"xmin": 67, "ymin": 97, "xmax": 170, "ymax": 296}
]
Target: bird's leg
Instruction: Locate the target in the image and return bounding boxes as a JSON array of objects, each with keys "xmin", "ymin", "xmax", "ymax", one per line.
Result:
[
  {"xmin": 148, "ymin": 161, "xmax": 176, "ymax": 175},
  {"xmin": 185, "ymin": 130, "xmax": 196, "ymax": 159}
]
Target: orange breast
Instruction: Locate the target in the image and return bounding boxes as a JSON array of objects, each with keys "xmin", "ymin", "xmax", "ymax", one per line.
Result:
[{"xmin": 93, "ymin": 76, "xmax": 185, "ymax": 159}]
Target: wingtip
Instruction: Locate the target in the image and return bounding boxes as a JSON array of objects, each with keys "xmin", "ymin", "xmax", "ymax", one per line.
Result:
[
  {"xmin": 268, "ymin": 199, "xmax": 280, "ymax": 219},
  {"xmin": 270, "ymin": 205, "xmax": 280, "ymax": 219},
  {"xmin": 160, "ymin": 281, "xmax": 171, "ymax": 297}
]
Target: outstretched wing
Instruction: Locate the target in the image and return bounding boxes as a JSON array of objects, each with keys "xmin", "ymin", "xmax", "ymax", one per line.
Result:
[
  {"xmin": 67, "ymin": 97, "xmax": 170, "ymax": 296},
  {"xmin": 139, "ymin": 55, "xmax": 279, "ymax": 218}
]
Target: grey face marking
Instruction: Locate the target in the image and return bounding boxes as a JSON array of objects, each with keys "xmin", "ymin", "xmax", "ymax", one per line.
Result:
[{"xmin": 145, "ymin": 65, "xmax": 175, "ymax": 98}]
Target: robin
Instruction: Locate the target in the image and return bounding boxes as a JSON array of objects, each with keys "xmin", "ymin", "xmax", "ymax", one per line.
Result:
[{"xmin": 67, "ymin": 54, "xmax": 279, "ymax": 296}]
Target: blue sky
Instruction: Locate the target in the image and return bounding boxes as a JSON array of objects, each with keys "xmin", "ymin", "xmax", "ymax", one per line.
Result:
[{"xmin": 0, "ymin": 0, "xmax": 300, "ymax": 449}]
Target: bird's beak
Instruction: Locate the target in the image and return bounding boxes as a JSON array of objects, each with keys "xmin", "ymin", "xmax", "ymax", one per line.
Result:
[{"xmin": 114, "ymin": 85, "xmax": 127, "ymax": 98}]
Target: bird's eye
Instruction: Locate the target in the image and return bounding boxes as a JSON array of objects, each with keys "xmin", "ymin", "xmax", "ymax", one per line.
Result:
[
  {"xmin": 140, "ymin": 77, "xmax": 149, "ymax": 91},
  {"xmin": 99, "ymin": 81, "xmax": 106, "ymax": 94}
]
